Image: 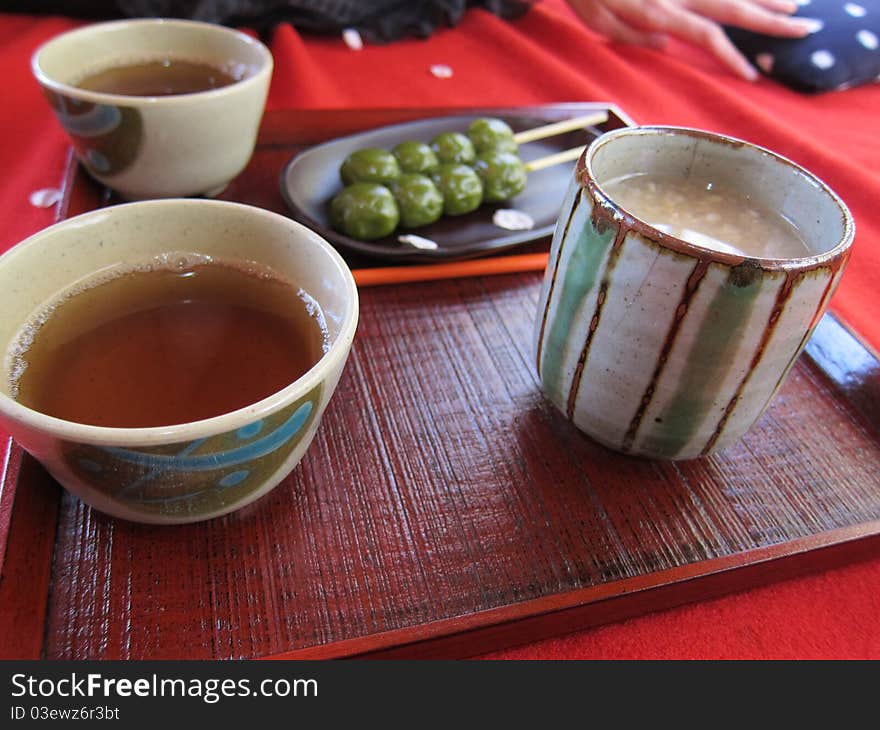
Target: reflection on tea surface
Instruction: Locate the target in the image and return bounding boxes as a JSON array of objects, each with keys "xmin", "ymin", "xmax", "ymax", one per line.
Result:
[
  {"xmin": 11, "ymin": 256, "xmax": 328, "ymax": 428},
  {"xmin": 77, "ymin": 58, "xmax": 243, "ymax": 96},
  {"xmin": 603, "ymin": 173, "xmax": 811, "ymax": 259}
]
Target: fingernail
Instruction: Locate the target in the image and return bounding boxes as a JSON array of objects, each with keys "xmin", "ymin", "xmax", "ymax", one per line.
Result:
[
  {"xmin": 756, "ymin": 53, "xmax": 774, "ymax": 73},
  {"xmin": 795, "ymin": 17, "xmax": 824, "ymax": 34},
  {"xmin": 742, "ymin": 63, "xmax": 759, "ymax": 82}
]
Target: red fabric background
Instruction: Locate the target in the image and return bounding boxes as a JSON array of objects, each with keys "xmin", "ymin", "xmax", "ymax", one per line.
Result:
[{"xmin": 1, "ymin": 1, "xmax": 878, "ymax": 659}]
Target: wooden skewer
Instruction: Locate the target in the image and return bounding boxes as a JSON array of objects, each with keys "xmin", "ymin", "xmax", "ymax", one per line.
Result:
[
  {"xmin": 524, "ymin": 145, "xmax": 585, "ymax": 173},
  {"xmin": 512, "ymin": 111, "xmax": 608, "ymax": 145}
]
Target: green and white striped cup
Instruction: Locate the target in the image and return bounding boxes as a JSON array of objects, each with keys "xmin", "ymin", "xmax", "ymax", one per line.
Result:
[{"xmin": 534, "ymin": 126, "xmax": 854, "ymax": 460}]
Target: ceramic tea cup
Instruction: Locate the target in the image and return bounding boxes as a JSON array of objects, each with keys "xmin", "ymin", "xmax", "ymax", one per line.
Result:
[
  {"xmin": 0, "ymin": 200, "xmax": 358, "ymax": 524},
  {"xmin": 534, "ymin": 126, "xmax": 854, "ymax": 460},
  {"xmin": 32, "ymin": 19, "xmax": 272, "ymax": 199}
]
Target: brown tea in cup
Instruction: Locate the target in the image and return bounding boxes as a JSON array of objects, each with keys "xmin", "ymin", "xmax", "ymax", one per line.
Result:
[
  {"xmin": 77, "ymin": 58, "xmax": 244, "ymax": 96},
  {"xmin": 10, "ymin": 257, "xmax": 328, "ymax": 428},
  {"xmin": 0, "ymin": 199, "xmax": 358, "ymax": 523}
]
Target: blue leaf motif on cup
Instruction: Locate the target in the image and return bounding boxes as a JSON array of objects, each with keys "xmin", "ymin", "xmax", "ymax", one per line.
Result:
[
  {"xmin": 42, "ymin": 90, "xmax": 143, "ymax": 176},
  {"xmin": 62, "ymin": 385, "xmax": 322, "ymax": 517}
]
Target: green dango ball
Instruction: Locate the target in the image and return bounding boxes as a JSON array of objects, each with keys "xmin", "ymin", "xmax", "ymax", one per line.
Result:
[
  {"xmin": 340, "ymin": 148, "xmax": 401, "ymax": 185},
  {"xmin": 482, "ymin": 135, "xmax": 518, "ymax": 154},
  {"xmin": 474, "ymin": 150, "xmax": 527, "ymax": 202},
  {"xmin": 468, "ymin": 117, "xmax": 517, "ymax": 154},
  {"xmin": 430, "ymin": 132, "xmax": 476, "ymax": 165},
  {"xmin": 330, "ymin": 183, "xmax": 399, "ymax": 240},
  {"xmin": 431, "ymin": 164, "xmax": 483, "ymax": 216},
  {"xmin": 391, "ymin": 174, "xmax": 444, "ymax": 228},
  {"xmin": 392, "ymin": 141, "xmax": 439, "ymax": 175}
]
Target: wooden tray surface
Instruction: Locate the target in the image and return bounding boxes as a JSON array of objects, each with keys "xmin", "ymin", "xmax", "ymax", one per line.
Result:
[{"xmin": 0, "ymin": 106, "xmax": 879, "ymax": 660}]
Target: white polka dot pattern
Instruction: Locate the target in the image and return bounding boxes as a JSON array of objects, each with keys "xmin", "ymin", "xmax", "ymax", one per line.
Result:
[
  {"xmin": 812, "ymin": 49, "xmax": 836, "ymax": 68},
  {"xmin": 857, "ymin": 29, "xmax": 878, "ymax": 50},
  {"xmin": 724, "ymin": 0, "xmax": 880, "ymax": 92},
  {"xmin": 844, "ymin": 3, "xmax": 866, "ymax": 17}
]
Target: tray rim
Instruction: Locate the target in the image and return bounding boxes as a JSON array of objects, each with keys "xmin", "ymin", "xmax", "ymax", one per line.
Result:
[
  {"xmin": 263, "ymin": 519, "xmax": 880, "ymax": 659},
  {"xmin": 2, "ymin": 322, "xmax": 877, "ymax": 659},
  {"xmin": 1, "ymin": 105, "xmax": 878, "ymax": 661}
]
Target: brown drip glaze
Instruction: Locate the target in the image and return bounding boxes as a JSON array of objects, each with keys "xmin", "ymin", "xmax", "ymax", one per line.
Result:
[
  {"xmin": 700, "ymin": 269, "xmax": 800, "ymax": 455},
  {"xmin": 564, "ymin": 216, "xmax": 627, "ymax": 420},
  {"xmin": 620, "ymin": 258, "xmax": 712, "ymax": 452},
  {"xmin": 535, "ymin": 191, "xmax": 582, "ymax": 376},
  {"xmin": 763, "ymin": 264, "xmax": 842, "ymax": 415}
]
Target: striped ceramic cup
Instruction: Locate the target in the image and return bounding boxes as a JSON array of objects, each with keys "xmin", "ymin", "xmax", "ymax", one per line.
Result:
[{"xmin": 534, "ymin": 127, "xmax": 854, "ymax": 460}]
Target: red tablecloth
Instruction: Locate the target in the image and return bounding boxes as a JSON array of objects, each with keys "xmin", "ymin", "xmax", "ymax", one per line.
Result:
[{"xmin": 1, "ymin": 1, "xmax": 878, "ymax": 659}]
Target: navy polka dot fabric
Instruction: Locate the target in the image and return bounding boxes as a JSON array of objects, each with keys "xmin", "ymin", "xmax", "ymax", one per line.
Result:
[{"xmin": 725, "ymin": 0, "xmax": 880, "ymax": 92}]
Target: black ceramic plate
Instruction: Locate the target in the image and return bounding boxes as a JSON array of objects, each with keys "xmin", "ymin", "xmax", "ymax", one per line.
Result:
[{"xmin": 279, "ymin": 114, "xmax": 607, "ymax": 262}]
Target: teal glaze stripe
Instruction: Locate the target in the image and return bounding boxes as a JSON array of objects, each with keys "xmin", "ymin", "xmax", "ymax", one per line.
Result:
[
  {"xmin": 566, "ymin": 224, "xmax": 628, "ymax": 420},
  {"xmin": 639, "ymin": 263, "xmax": 765, "ymax": 459},
  {"xmin": 540, "ymin": 212, "xmax": 617, "ymax": 407},
  {"xmin": 764, "ymin": 268, "xmax": 836, "ymax": 407},
  {"xmin": 622, "ymin": 259, "xmax": 711, "ymax": 453},
  {"xmin": 102, "ymin": 401, "xmax": 314, "ymax": 471},
  {"xmin": 701, "ymin": 270, "xmax": 799, "ymax": 455},
  {"xmin": 536, "ymin": 190, "xmax": 582, "ymax": 376}
]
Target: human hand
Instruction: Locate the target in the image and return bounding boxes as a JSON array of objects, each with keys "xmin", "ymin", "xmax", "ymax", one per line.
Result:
[{"xmin": 565, "ymin": 0, "xmax": 823, "ymax": 80}]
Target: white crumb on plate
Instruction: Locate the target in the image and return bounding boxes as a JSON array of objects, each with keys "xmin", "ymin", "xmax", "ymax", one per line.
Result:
[
  {"xmin": 342, "ymin": 28, "xmax": 363, "ymax": 51},
  {"xmin": 29, "ymin": 188, "xmax": 62, "ymax": 208},
  {"xmin": 398, "ymin": 234, "xmax": 439, "ymax": 250},
  {"xmin": 430, "ymin": 64, "xmax": 454, "ymax": 79},
  {"xmin": 493, "ymin": 209, "xmax": 535, "ymax": 231}
]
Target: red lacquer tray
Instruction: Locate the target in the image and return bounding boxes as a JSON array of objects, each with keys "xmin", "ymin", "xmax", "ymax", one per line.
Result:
[{"xmin": 1, "ymin": 105, "xmax": 878, "ymax": 659}]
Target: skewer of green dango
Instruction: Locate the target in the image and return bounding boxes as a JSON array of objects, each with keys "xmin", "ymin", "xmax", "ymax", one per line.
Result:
[
  {"xmin": 330, "ymin": 150, "xmax": 530, "ymax": 239},
  {"xmin": 331, "ymin": 112, "xmax": 609, "ymax": 242},
  {"xmin": 329, "ymin": 174, "xmax": 446, "ymax": 240}
]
